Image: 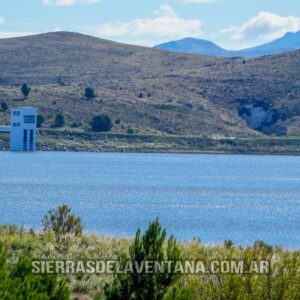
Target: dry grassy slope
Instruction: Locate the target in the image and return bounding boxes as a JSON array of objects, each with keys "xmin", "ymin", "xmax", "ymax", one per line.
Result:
[{"xmin": 0, "ymin": 31, "xmax": 299, "ymax": 137}]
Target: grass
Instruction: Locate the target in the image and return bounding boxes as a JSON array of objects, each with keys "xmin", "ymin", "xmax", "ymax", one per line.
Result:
[
  {"xmin": 1, "ymin": 225, "xmax": 300, "ymax": 300},
  {"xmin": 2, "ymin": 130, "xmax": 300, "ymax": 154}
]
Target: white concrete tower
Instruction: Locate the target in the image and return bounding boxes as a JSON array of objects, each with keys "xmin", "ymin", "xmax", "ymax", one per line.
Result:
[{"xmin": 10, "ymin": 107, "xmax": 37, "ymax": 151}]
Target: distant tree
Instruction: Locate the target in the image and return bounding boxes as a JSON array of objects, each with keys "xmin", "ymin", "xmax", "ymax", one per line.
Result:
[
  {"xmin": 0, "ymin": 102, "xmax": 8, "ymax": 112},
  {"xmin": 42, "ymin": 204, "xmax": 83, "ymax": 241},
  {"xmin": 37, "ymin": 115, "xmax": 45, "ymax": 128},
  {"xmin": 84, "ymin": 87, "xmax": 95, "ymax": 100},
  {"xmin": 54, "ymin": 113, "xmax": 65, "ymax": 128},
  {"xmin": 224, "ymin": 240, "xmax": 234, "ymax": 249},
  {"xmin": 21, "ymin": 83, "xmax": 31, "ymax": 99},
  {"xmin": 90, "ymin": 114, "xmax": 113, "ymax": 132}
]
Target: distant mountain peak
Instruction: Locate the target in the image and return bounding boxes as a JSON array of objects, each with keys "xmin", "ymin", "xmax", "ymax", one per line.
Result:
[
  {"xmin": 155, "ymin": 31, "xmax": 300, "ymax": 57},
  {"xmin": 155, "ymin": 37, "xmax": 228, "ymax": 56}
]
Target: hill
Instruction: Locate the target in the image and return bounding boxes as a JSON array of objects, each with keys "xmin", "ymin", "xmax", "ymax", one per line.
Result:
[
  {"xmin": 0, "ymin": 32, "xmax": 300, "ymax": 152},
  {"xmin": 154, "ymin": 37, "xmax": 231, "ymax": 57},
  {"xmin": 155, "ymin": 31, "xmax": 300, "ymax": 57}
]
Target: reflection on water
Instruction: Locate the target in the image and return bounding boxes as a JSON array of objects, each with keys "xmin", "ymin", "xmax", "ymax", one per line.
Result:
[{"xmin": 0, "ymin": 152, "xmax": 299, "ymax": 248}]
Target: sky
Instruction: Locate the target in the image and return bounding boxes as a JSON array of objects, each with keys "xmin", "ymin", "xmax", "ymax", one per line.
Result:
[{"xmin": 0, "ymin": 0, "xmax": 300, "ymax": 50}]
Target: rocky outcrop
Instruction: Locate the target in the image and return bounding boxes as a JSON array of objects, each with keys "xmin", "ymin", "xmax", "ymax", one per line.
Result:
[{"xmin": 238, "ymin": 102, "xmax": 283, "ymax": 134}]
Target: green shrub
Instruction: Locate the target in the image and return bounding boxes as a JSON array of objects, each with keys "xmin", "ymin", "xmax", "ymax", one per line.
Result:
[
  {"xmin": 0, "ymin": 242, "xmax": 70, "ymax": 299},
  {"xmin": 84, "ymin": 87, "xmax": 96, "ymax": 100},
  {"xmin": 103, "ymin": 219, "xmax": 181, "ymax": 300},
  {"xmin": 153, "ymin": 104, "xmax": 181, "ymax": 111},
  {"xmin": 90, "ymin": 114, "xmax": 113, "ymax": 132},
  {"xmin": 54, "ymin": 113, "xmax": 65, "ymax": 128},
  {"xmin": 1, "ymin": 102, "xmax": 8, "ymax": 112},
  {"xmin": 21, "ymin": 83, "xmax": 31, "ymax": 99},
  {"xmin": 42, "ymin": 204, "xmax": 83, "ymax": 242},
  {"xmin": 37, "ymin": 115, "xmax": 45, "ymax": 128},
  {"xmin": 127, "ymin": 128, "xmax": 134, "ymax": 134}
]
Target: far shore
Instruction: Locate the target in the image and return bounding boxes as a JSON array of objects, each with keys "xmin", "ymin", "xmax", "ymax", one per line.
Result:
[{"xmin": 1, "ymin": 129, "xmax": 300, "ymax": 155}]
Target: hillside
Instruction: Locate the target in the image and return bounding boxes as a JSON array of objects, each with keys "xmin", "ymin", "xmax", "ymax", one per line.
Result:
[
  {"xmin": 155, "ymin": 31, "xmax": 300, "ymax": 57},
  {"xmin": 0, "ymin": 32, "xmax": 300, "ymax": 152}
]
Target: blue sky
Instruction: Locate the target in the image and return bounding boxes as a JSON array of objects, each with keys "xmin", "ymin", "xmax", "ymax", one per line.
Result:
[{"xmin": 0, "ymin": 0, "xmax": 300, "ymax": 49}]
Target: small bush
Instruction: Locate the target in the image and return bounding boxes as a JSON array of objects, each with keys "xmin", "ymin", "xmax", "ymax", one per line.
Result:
[
  {"xmin": 21, "ymin": 83, "xmax": 31, "ymax": 99},
  {"xmin": 104, "ymin": 219, "xmax": 181, "ymax": 300},
  {"xmin": 84, "ymin": 87, "xmax": 95, "ymax": 100},
  {"xmin": 153, "ymin": 104, "xmax": 181, "ymax": 111},
  {"xmin": 1, "ymin": 102, "xmax": 8, "ymax": 112},
  {"xmin": 71, "ymin": 122, "xmax": 80, "ymax": 128},
  {"xmin": 54, "ymin": 113, "xmax": 65, "ymax": 128},
  {"xmin": 0, "ymin": 242, "xmax": 70, "ymax": 299},
  {"xmin": 224, "ymin": 239, "xmax": 234, "ymax": 249},
  {"xmin": 42, "ymin": 205, "xmax": 83, "ymax": 242},
  {"xmin": 90, "ymin": 114, "xmax": 113, "ymax": 132},
  {"xmin": 37, "ymin": 115, "xmax": 45, "ymax": 128},
  {"xmin": 127, "ymin": 128, "xmax": 134, "ymax": 134}
]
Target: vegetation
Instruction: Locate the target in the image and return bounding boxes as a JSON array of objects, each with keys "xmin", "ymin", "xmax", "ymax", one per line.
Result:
[
  {"xmin": 37, "ymin": 114, "xmax": 45, "ymax": 128},
  {"xmin": 54, "ymin": 113, "xmax": 65, "ymax": 128},
  {"xmin": 34, "ymin": 130, "xmax": 300, "ymax": 154},
  {"xmin": 0, "ymin": 241, "xmax": 70, "ymax": 299},
  {"xmin": 127, "ymin": 128, "xmax": 134, "ymax": 134},
  {"xmin": 0, "ymin": 102, "xmax": 8, "ymax": 112},
  {"xmin": 42, "ymin": 204, "xmax": 83, "ymax": 242},
  {"xmin": 90, "ymin": 114, "xmax": 113, "ymax": 132},
  {"xmin": 0, "ymin": 207, "xmax": 300, "ymax": 299},
  {"xmin": 1, "ymin": 32, "xmax": 300, "ymax": 143},
  {"xmin": 103, "ymin": 219, "xmax": 181, "ymax": 300},
  {"xmin": 84, "ymin": 87, "xmax": 96, "ymax": 100},
  {"xmin": 21, "ymin": 83, "xmax": 31, "ymax": 99}
]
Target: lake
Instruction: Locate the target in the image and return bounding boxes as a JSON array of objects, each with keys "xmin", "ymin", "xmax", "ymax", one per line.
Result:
[{"xmin": 0, "ymin": 152, "xmax": 299, "ymax": 248}]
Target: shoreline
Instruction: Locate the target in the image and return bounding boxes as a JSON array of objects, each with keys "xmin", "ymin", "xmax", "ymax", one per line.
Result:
[
  {"xmin": 2, "ymin": 129, "xmax": 300, "ymax": 155},
  {"xmin": 1, "ymin": 147, "xmax": 300, "ymax": 157}
]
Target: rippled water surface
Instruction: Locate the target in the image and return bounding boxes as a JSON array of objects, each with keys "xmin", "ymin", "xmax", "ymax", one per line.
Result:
[{"xmin": 0, "ymin": 152, "xmax": 299, "ymax": 247}]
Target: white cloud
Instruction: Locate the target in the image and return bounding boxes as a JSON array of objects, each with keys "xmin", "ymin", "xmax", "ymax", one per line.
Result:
[
  {"xmin": 221, "ymin": 12, "xmax": 300, "ymax": 47},
  {"xmin": 42, "ymin": 0, "xmax": 101, "ymax": 6},
  {"xmin": 42, "ymin": 0, "xmax": 75, "ymax": 5},
  {"xmin": 178, "ymin": 0, "xmax": 216, "ymax": 4},
  {"xmin": 0, "ymin": 32, "xmax": 35, "ymax": 39},
  {"xmin": 51, "ymin": 27, "xmax": 62, "ymax": 32},
  {"xmin": 92, "ymin": 4, "xmax": 202, "ymax": 43},
  {"xmin": 0, "ymin": 17, "xmax": 36, "ymax": 39}
]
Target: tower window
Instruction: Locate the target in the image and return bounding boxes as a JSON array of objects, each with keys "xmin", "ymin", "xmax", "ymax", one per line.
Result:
[{"xmin": 24, "ymin": 115, "xmax": 36, "ymax": 124}]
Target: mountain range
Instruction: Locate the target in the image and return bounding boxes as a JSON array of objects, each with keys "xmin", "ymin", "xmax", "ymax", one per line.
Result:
[{"xmin": 155, "ymin": 31, "xmax": 300, "ymax": 57}]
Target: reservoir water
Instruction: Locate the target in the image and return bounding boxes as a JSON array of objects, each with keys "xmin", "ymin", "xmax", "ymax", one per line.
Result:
[{"xmin": 0, "ymin": 152, "xmax": 299, "ymax": 248}]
